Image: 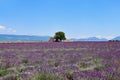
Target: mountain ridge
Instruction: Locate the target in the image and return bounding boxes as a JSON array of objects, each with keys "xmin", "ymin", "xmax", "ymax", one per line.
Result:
[
  {"xmin": 0, "ymin": 34, "xmax": 51, "ymax": 41},
  {"xmin": 0, "ymin": 34, "xmax": 120, "ymax": 41},
  {"xmin": 71, "ymin": 37, "xmax": 108, "ymax": 41},
  {"xmin": 112, "ymin": 36, "xmax": 120, "ymax": 40}
]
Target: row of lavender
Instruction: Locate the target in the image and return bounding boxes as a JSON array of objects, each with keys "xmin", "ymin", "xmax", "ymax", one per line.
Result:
[{"xmin": 0, "ymin": 42, "xmax": 120, "ymax": 80}]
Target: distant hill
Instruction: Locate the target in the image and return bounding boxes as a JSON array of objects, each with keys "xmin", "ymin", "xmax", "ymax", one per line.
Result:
[
  {"xmin": 112, "ymin": 36, "xmax": 120, "ymax": 40},
  {"xmin": 71, "ymin": 37, "xmax": 108, "ymax": 41},
  {"xmin": 0, "ymin": 34, "xmax": 51, "ymax": 41}
]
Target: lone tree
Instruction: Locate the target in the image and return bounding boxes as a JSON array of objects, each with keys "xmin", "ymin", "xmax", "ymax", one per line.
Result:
[{"xmin": 54, "ymin": 31, "xmax": 66, "ymax": 42}]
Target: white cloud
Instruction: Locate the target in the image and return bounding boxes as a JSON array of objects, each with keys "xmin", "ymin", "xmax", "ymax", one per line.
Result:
[
  {"xmin": 96, "ymin": 35, "xmax": 114, "ymax": 39},
  {"xmin": 96, "ymin": 35, "xmax": 104, "ymax": 39},
  {"xmin": 7, "ymin": 28, "xmax": 16, "ymax": 33},
  {"xmin": 0, "ymin": 25, "xmax": 6, "ymax": 30},
  {"xmin": 10, "ymin": 29, "xmax": 16, "ymax": 33},
  {"xmin": 0, "ymin": 25, "xmax": 16, "ymax": 33},
  {"xmin": 104, "ymin": 36, "xmax": 114, "ymax": 40}
]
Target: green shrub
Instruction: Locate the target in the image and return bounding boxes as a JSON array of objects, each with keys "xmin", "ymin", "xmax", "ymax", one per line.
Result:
[
  {"xmin": 78, "ymin": 62, "xmax": 89, "ymax": 68},
  {"xmin": 54, "ymin": 62, "xmax": 60, "ymax": 67},
  {"xmin": 94, "ymin": 65, "xmax": 104, "ymax": 71},
  {"xmin": 0, "ymin": 67, "xmax": 8, "ymax": 77},
  {"xmin": 65, "ymin": 71, "xmax": 74, "ymax": 80},
  {"xmin": 33, "ymin": 73, "xmax": 56, "ymax": 80},
  {"xmin": 93, "ymin": 58, "xmax": 101, "ymax": 64},
  {"xmin": 21, "ymin": 59, "xmax": 29, "ymax": 64}
]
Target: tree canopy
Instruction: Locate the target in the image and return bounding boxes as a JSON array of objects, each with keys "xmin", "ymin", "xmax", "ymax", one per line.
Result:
[{"xmin": 54, "ymin": 31, "xmax": 66, "ymax": 42}]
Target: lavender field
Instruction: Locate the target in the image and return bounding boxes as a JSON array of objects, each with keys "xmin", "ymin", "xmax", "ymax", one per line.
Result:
[{"xmin": 0, "ymin": 42, "xmax": 120, "ymax": 80}]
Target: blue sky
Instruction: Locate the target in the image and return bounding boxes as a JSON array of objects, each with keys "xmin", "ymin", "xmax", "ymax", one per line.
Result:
[{"xmin": 0, "ymin": 0, "xmax": 120, "ymax": 39}]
